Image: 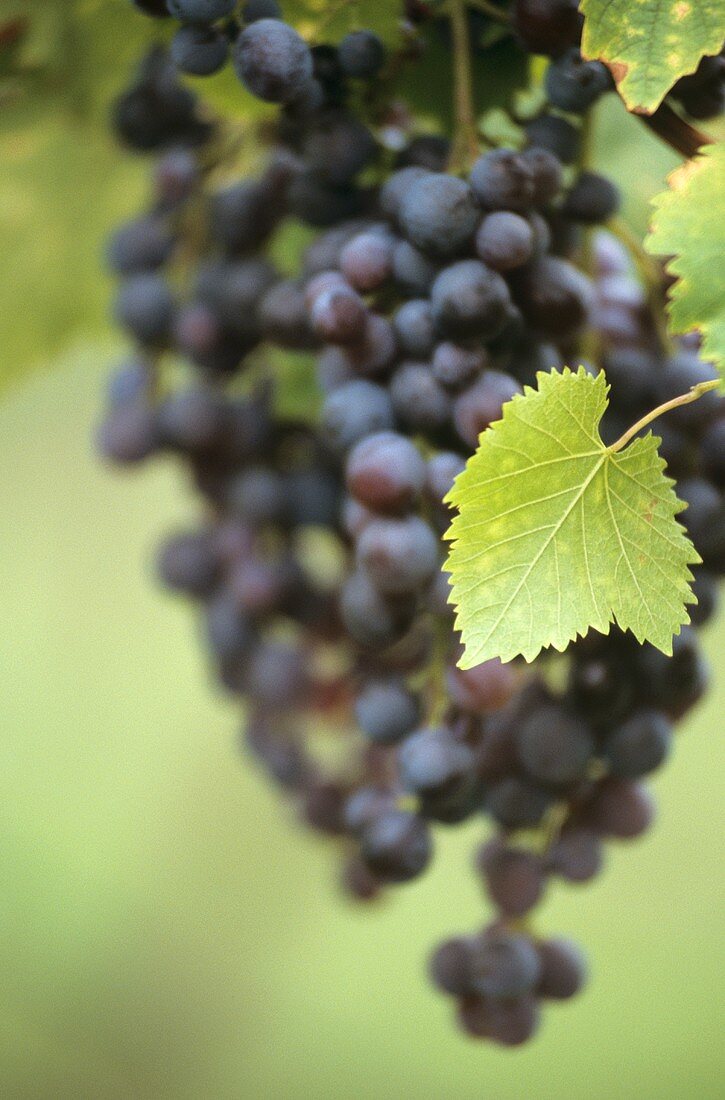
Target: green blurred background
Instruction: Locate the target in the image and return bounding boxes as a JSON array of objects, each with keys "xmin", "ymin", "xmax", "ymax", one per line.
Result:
[{"xmin": 0, "ymin": 4, "xmax": 723, "ymax": 1097}]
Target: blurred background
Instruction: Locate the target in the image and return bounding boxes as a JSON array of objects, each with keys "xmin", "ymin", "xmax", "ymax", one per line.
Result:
[{"xmin": 0, "ymin": 3, "xmax": 723, "ymax": 1097}]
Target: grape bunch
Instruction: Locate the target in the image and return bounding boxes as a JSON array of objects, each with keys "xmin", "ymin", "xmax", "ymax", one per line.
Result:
[{"xmin": 100, "ymin": 0, "xmax": 724, "ymax": 1046}]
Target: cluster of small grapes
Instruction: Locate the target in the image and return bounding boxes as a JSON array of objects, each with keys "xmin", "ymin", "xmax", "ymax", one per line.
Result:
[{"xmin": 103, "ymin": 0, "xmax": 724, "ymax": 1047}]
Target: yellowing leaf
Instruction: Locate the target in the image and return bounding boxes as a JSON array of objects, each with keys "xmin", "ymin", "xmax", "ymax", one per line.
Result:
[
  {"xmin": 645, "ymin": 144, "xmax": 725, "ymax": 386},
  {"xmin": 444, "ymin": 369, "xmax": 699, "ymax": 668},
  {"xmin": 580, "ymin": 0, "xmax": 725, "ymax": 114}
]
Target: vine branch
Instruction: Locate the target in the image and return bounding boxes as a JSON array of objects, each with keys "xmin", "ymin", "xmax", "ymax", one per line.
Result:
[
  {"xmin": 448, "ymin": 0, "xmax": 480, "ymax": 173},
  {"xmin": 609, "ymin": 379, "xmax": 720, "ymax": 454},
  {"xmin": 639, "ymin": 101, "xmax": 715, "ymax": 159}
]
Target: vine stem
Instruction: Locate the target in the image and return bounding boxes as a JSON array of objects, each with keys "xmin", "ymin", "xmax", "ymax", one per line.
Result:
[
  {"xmin": 608, "ymin": 379, "xmax": 720, "ymax": 454},
  {"xmin": 640, "ymin": 101, "xmax": 714, "ymax": 160},
  {"xmin": 448, "ymin": 0, "xmax": 480, "ymax": 173},
  {"xmin": 465, "ymin": 0, "xmax": 512, "ymax": 24}
]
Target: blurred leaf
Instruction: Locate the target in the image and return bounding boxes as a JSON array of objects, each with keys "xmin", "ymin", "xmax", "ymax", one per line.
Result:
[
  {"xmin": 581, "ymin": 0, "xmax": 725, "ymax": 114},
  {"xmin": 645, "ymin": 143, "xmax": 725, "ymax": 384}
]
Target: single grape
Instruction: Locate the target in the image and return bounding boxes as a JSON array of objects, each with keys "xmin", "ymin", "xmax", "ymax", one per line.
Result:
[
  {"xmin": 360, "ymin": 808, "xmax": 432, "ymax": 883},
  {"xmin": 537, "ymin": 938, "xmax": 587, "ymax": 1000},
  {"xmin": 452, "ymin": 371, "xmax": 521, "ymax": 448},
  {"xmin": 475, "ymin": 212, "xmax": 535, "ymax": 272},
  {"xmin": 582, "ymin": 777, "xmax": 655, "ymax": 839},
  {"xmin": 354, "ymin": 679, "xmax": 421, "ymax": 745},
  {"xmin": 114, "ymin": 273, "xmax": 175, "ymax": 345},
  {"xmin": 338, "ymin": 30, "xmax": 386, "ymax": 79},
  {"xmin": 340, "ymin": 230, "xmax": 394, "ymax": 292},
  {"xmin": 470, "ymin": 929, "xmax": 542, "ymax": 999},
  {"xmin": 321, "ymin": 380, "xmax": 395, "ymax": 452},
  {"xmin": 393, "ymin": 299, "xmax": 436, "ymax": 358},
  {"xmin": 547, "ymin": 826, "xmax": 603, "ymax": 883},
  {"xmin": 340, "ymin": 569, "xmax": 414, "ymax": 649},
  {"xmin": 486, "ymin": 775, "xmax": 553, "ymax": 829},
  {"xmin": 346, "ymin": 431, "xmax": 427, "ymax": 514},
  {"xmin": 602, "ymin": 709, "xmax": 673, "ymax": 779},
  {"xmin": 447, "ymin": 659, "xmax": 518, "ymax": 714},
  {"xmin": 477, "ymin": 837, "xmax": 546, "ymax": 917},
  {"xmin": 545, "ymin": 49, "xmax": 612, "ymax": 113},
  {"xmin": 430, "ymin": 260, "xmax": 512, "ymax": 340},
  {"xmin": 563, "ymin": 171, "xmax": 621, "ymax": 224},
  {"xmin": 234, "ymin": 19, "xmax": 314, "ymax": 104},
  {"xmin": 432, "ymin": 342, "xmax": 486, "ymax": 390},
  {"xmin": 107, "ymin": 215, "xmax": 175, "ymax": 275},
  {"xmin": 517, "ymin": 704, "xmax": 595, "ymax": 785},
  {"xmin": 399, "ymin": 173, "xmax": 479, "ymax": 258},
  {"xmin": 356, "ymin": 515, "xmax": 439, "ymax": 595},
  {"xmin": 390, "ymin": 362, "xmax": 452, "ymax": 433},
  {"xmin": 171, "ymin": 24, "xmax": 229, "ymax": 75},
  {"xmin": 429, "ymin": 938, "xmax": 475, "ymax": 996},
  {"xmin": 157, "ymin": 530, "xmax": 219, "ymax": 596},
  {"xmin": 391, "ymin": 240, "xmax": 440, "ymax": 296},
  {"xmin": 470, "ymin": 149, "xmax": 536, "ymax": 213}
]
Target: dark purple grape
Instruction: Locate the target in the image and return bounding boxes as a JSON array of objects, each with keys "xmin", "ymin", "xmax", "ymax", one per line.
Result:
[
  {"xmin": 340, "ymin": 230, "xmax": 394, "ymax": 292},
  {"xmin": 545, "ymin": 49, "xmax": 612, "ymax": 113},
  {"xmin": 399, "ymin": 173, "xmax": 479, "ymax": 258},
  {"xmin": 525, "ymin": 114, "xmax": 581, "ymax": 164},
  {"xmin": 356, "ymin": 515, "xmax": 439, "ymax": 595},
  {"xmin": 234, "ymin": 19, "xmax": 314, "ymax": 104},
  {"xmin": 446, "ymin": 659, "xmax": 518, "ymax": 714},
  {"xmin": 398, "ymin": 726, "xmax": 476, "ymax": 801},
  {"xmin": 354, "ymin": 678, "xmax": 421, "ymax": 744},
  {"xmin": 157, "ymin": 387, "xmax": 225, "ymax": 451},
  {"xmin": 97, "ymin": 400, "xmax": 159, "ymax": 464},
  {"xmin": 537, "ymin": 938, "xmax": 587, "ymax": 1000},
  {"xmin": 459, "ymin": 993, "xmax": 540, "ymax": 1046},
  {"xmin": 486, "ymin": 775, "xmax": 553, "ymax": 829},
  {"xmin": 602, "ymin": 710, "xmax": 673, "ymax": 779},
  {"xmin": 521, "ymin": 146, "xmax": 562, "ymax": 206},
  {"xmin": 310, "ymin": 284, "xmax": 368, "ymax": 344},
  {"xmin": 303, "ymin": 110, "xmax": 378, "ymax": 187},
  {"xmin": 475, "ymin": 212, "xmax": 534, "ymax": 272},
  {"xmin": 511, "ymin": 256, "xmax": 591, "ymax": 338},
  {"xmin": 429, "ymin": 938, "xmax": 475, "ymax": 996},
  {"xmin": 360, "ymin": 808, "xmax": 432, "ymax": 882},
  {"xmin": 205, "ymin": 590, "xmax": 254, "ymax": 661},
  {"xmin": 390, "ymin": 362, "xmax": 452, "ymax": 433},
  {"xmin": 114, "ymin": 274, "xmax": 174, "ymax": 345},
  {"xmin": 431, "ymin": 260, "xmax": 512, "ymax": 341},
  {"xmin": 393, "ymin": 300, "xmax": 436, "ymax": 358},
  {"xmin": 346, "ymin": 431, "xmax": 426, "ymax": 513},
  {"xmin": 477, "ymin": 837, "xmax": 546, "ymax": 917},
  {"xmin": 380, "ymin": 166, "xmax": 429, "ymax": 222},
  {"xmin": 563, "ymin": 171, "xmax": 621, "ymax": 224},
  {"xmin": 689, "ymin": 568, "xmax": 719, "ymax": 626},
  {"xmin": 171, "ymin": 24, "xmax": 229, "ymax": 75},
  {"xmin": 426, "ymin": 451, "xmax": 466, "ymax": 506},
  {"xmin": 547, "ymin": 826, "xmax": 603, "ymax": 882},
  {"xmin": 516, "ymin": 704, "xmax": 595, "ymax": 785},
  {"xmin": 343, "ymin": 313, "xmax": 398, "ymax": 376},
  {"xmin": 343, "ymin": 787, "xmax": 395, "ymax": 834},
  {"xmin": 107, "ymin": 215, "xmax": 175, "ymax": 274},
  {"xmin": 432, "ymin": 342, "xmax": 486, "ymax": 389},
  {"xmin": 321, "ymin": 380, "xmax": 395, "ymax": 452},
  {"xmin": 470, "ymin": 929, "xmax": 542, "ymax": 999},
  {"xmin": 470, "ymin": 149, "xmax": 537, "ymax": 213},
  {"xmin": 157, "ymin": 529, "xmax": 219, "ymax": 596},
  {"xmin": 391, "ymin": 239, "xmax": 440, "ymax": 296},
  {"xmin": 340, "ymin": 569, "xmax": 414, "ymax": 649},
  {"xmin": 582, "ymin": 777, "xmax": 655, "ymax": 839},
  {"xmin": 338, "ymin": 30, "xmax": 386, "ymax": 79}
]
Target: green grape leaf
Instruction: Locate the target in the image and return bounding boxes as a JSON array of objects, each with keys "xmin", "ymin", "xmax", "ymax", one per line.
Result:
[
  {"xmin": 580, "ymin": 0, "xmax": 725, "ymax": 114},
  {"xmin": 645, "ymin": 144, "xmax": 725, "ymax": 385},
  {"xmin": 444, "ymin": 368, "xmax": 699, "ymax": 668}
]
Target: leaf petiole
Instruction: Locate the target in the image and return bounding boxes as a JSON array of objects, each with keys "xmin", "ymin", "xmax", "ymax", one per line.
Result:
[{"xmin": 608, "ymin": 377, "xmax": 720, "ymax": 454}]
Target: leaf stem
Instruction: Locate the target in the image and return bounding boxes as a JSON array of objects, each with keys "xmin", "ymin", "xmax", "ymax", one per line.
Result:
[
  {"xmin": 448, "ymin": 0, "xmax": 480, "ymax": 173},
  {"xmin": 465, "ymin": 0, "xmax": 512, "ymax": 24},
  {"xmin": 608, "ymin": 379, "xmax": 720, "ymax": 454}
]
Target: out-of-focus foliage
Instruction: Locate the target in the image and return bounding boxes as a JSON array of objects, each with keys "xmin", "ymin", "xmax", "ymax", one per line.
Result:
[{"xmin": 646, "ymin": 144, "xmax": 725, "ymax": 384}]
